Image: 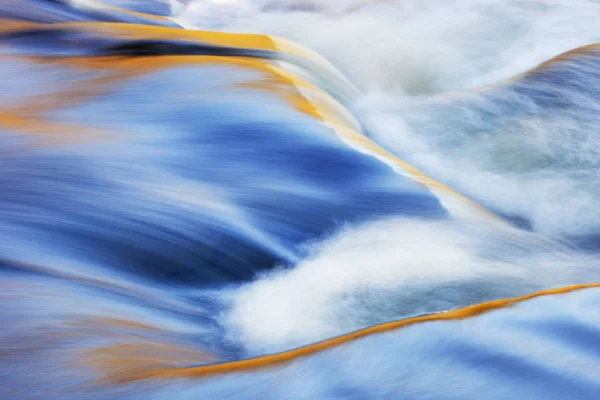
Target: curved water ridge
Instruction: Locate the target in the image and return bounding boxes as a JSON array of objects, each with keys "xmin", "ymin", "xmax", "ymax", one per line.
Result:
[
  {"xmin": 176, "ymin": 0, "xmax": 600, "ymax": 240},
  {"xmin": 360, "ymin": 44, "xmax": 600, "ymax": 240},
  {"xmin": 2, "ymin": 1, "xmax": 600, "ymax": 399}
]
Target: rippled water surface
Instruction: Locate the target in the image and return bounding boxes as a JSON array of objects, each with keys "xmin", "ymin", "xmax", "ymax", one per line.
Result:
[{"xmin": 2, "ymin": 1, "xmax": 600, "ymax": 399}]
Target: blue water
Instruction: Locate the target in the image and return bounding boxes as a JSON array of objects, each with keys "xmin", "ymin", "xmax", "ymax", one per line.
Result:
[{"xmin": 2, "ymin": 1, "xmax": 600, "ymax": 398}]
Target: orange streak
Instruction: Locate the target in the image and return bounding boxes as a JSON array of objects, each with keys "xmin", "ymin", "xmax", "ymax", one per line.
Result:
[
  {"xmin": 38, "ymin": 53, "xmax": 500, "ymax": 220},
  {"xmin": 86, "ymin": 22, "xmax": 277, "ymax": 51},
  {"xmin": 525, "ymin": 43, "xmax": 600, "ymax": 76},
  {"xmin": 3, "ymin": 16, "xmax": 501, "ymax": 218},
  {"xmin": 0, "ymin": 54, "xmax": 286, "ymax": 142},
  {"xmin": 0, "ymin": 112, "xmax": 101, "ymax": 145},
  {"xmin": 2, "ymin": 20, "xmax": 278, "ymax": 52},
  {"xmin": 39, "ymin": 54, "xmax": 275, "ymax": 73},
  {"xmin": 0, "ymin": 19, "xmax": 36, "ymax": 32},
  {"xmin": 112, "ymin": 283, "xmax": 600, "ymax": 382},
  {"xmin": 0, "ymin": 56, "xmax": 134, "ymax": 143},
  {"xmin": 85, "ymin": 341, "xmax": 217, "ymax": 384},
  {"xmin": 263, "ymin": 64, "xmax": 504, "ymax": 222}
]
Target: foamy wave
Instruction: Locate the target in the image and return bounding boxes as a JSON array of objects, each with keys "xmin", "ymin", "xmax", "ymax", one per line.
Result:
[
  {"xmin": 223, "ymin": 218, "xmax": 600, "ymax": 355},
  {"xmin": 174, "ymin": 0, "xmax": 600, "ymax": 239},
  {"xmin": 358, "ymin": 44, "xmax": 600, "ymax": 237}
]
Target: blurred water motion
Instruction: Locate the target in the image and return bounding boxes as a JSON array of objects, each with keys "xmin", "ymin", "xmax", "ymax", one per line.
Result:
[{"xmin": 2, "ymin": 1, "xmax": 600, "ymax": 399}]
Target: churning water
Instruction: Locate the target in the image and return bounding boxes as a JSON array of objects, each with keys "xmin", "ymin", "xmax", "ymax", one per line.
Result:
[{"xmin": 3, "ymin": 1, "xmax": 600, "ymax": 399}]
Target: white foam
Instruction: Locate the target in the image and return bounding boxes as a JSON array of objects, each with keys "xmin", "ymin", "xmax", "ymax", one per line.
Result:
[
  {"xmin": 177, "ymin": 0, "xmax": 600, "ymax": 353},
  {"xmin": 358, "ymin": 88, "xmax": 600, "ymax": 237},
  {"xmin": 177, "ymin": 0, "xmax": 600, "ymax": 95},
  {"xmin": 176, "ymin": 0, "xmax": 600, "ymax": 237},
  {"xmin": 222, "ymin": 218, "xmax": 600, "ymax": 355}
]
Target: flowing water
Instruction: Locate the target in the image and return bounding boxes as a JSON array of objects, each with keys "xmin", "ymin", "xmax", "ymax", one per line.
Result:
[{"xmin": 2, "ymin": 1, "xmax": 600, "ymax": 398}]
